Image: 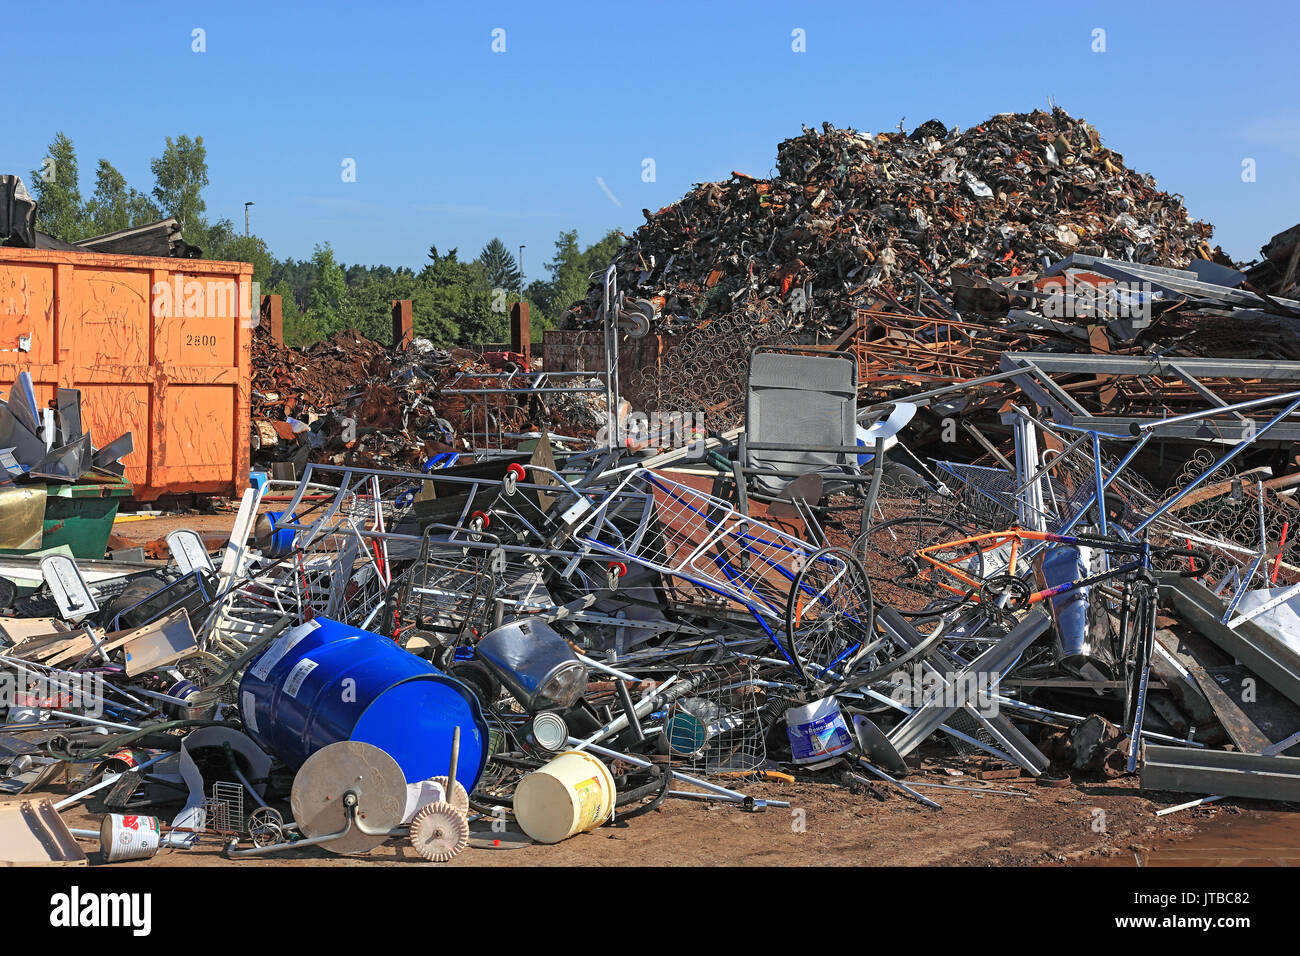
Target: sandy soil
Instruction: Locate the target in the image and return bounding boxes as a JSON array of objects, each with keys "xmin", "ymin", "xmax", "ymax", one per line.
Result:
[{"xmin": 13, "ymin": 765, "xmax": 1296, "ymax": 868}]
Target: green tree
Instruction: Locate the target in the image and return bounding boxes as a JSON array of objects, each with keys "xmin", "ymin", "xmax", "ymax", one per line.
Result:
[
  {"xmin": 206, "ymin": 227, "xmax": 274, "ymax": 285},
  {"xmin": 150, "ymin": 134, "xmax": 209, "ymax": 244},
  {"xmin": 579, "ymin": 229, "xmax": 624, "ymax": 279},
  {"xmin": 29, "ymin": 132, "xmax": 87, "ymax": 241},
  {"xmin": 525, "ymin": 227, "xmax": 625, "ymax": 325},
  {"xmin": 303, "ymin": 243, "xmax": 356, "ymax": 337},
  {"xmin": 271, "ymin": 278, "xmax": 321, "ymax": 347},
  {"xmin": 477, "ymin": 237, "xmax": 521, "ymax": 292},
  {"xmin": 84, "ymin": 159, "xmax": 160, "ymax": 235},
  {"xmin": 422, "ymin": 247, "xmax": 502, "ymax": 346}
]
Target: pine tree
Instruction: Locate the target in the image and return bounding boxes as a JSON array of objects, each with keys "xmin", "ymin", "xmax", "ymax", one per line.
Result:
[{"xmin": 477, "ymin": 237, "xmax": 521, "ymax": 292}]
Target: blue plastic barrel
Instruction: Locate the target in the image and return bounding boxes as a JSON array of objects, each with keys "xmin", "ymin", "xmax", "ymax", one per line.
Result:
[
  {"xmin": 262, "ymin": 511, "xmax": 297, "ymax": 558},
  {"xmin": 238, "ymin": 618, "xmax": 489, "ymax": 790}
]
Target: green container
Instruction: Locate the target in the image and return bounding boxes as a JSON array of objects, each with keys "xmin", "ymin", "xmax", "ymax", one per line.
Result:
[{"xmin": 30, "ymin": 482, "xmax": 132, "ymax": 559}]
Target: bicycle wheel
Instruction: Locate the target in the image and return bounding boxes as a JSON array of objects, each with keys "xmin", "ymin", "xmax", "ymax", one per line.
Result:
[
  {"xmin": 854, "ymin": 517, "xmax": 984, "ymax": 618},
  {"xmin": 784, "ymin": 547, "xmax": 875, "ymax": 685}
]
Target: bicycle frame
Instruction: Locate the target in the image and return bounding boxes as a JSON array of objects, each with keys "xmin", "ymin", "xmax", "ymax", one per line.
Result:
[{"xmin": 914, "ymin": 528, "xmax": 1202, "ymax": 610}]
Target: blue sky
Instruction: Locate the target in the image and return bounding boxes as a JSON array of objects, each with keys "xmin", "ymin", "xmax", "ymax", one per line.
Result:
[{"xmin": 5, "ymin": 1, "xmax": 1297, "ymax": 276}]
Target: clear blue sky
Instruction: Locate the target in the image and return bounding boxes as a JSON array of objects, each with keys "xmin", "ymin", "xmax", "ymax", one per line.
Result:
[{"xmin": 6, "ymin": 1, "xmax": 1297, "ymax": 276}]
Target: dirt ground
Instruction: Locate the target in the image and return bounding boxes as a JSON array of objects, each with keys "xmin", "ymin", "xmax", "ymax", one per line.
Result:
[
  {"xmin": 13, "ymin": 767, "xmax": 1298, "ymax": 868},
  {"xmin": 110, "ymin": 509, "xmax": 255, "ymax": 550}
]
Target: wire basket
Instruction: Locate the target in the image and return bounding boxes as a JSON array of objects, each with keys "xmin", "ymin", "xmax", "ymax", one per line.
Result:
[{"xmin": 659, "ymin": 662, "xmax": 768, "ymax": 775}]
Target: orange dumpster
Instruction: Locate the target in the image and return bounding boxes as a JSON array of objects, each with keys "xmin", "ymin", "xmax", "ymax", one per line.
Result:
[{"xmin": 0, "ymin": 247, "xmax": 253, "ymax": 501}]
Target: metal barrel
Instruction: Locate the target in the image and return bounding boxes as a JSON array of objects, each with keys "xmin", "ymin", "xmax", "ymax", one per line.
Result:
[{"xmin": 238, "ymin": 617, "xmax": 489, "ymax": 790}]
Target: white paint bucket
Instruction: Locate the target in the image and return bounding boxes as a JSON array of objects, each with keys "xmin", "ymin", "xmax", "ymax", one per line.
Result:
[
  {"xmin": 513, "ymin": 750, "xmax": 616, "ymax": 844},
  {"xmin": 786, "ymin": 696, "xmax": 854, "ymax": 764},
  {"xmin": 99, "ymin": 814, "xmax": 161, "ymax": 862}
]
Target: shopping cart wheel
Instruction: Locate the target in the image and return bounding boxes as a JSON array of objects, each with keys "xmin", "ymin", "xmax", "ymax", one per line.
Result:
[
  {"xmin": 607, "ymin": 561, "xmax": 627, "ymax": 591},
  {"xmin": 469, "ymin": 510, "xmax": 491, "ymax": 540},
  {"xmin": 503, "ymin": 463, "xmax": 527, "ymax": 495}
]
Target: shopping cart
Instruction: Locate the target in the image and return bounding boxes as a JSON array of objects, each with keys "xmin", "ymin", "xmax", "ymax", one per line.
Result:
[{"xmin": 505, "ymin": 464, "xmax": 881, "ymax": 687}]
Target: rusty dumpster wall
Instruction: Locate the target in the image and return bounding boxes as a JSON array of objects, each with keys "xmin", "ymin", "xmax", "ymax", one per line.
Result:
[{"xmin": 0, "ymin": 248, "xmax": 253, "ymax": 501}]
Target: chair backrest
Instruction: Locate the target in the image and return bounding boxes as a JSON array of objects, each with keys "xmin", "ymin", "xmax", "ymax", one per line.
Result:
[{"xmin": 745, "ymin": 348, "xmax": 857, "ymax": 493}]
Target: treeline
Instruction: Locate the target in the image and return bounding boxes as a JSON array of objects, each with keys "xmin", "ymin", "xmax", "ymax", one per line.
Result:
[{"xmin": 25, "ymin": 132, "xmax": 621, "ymax": 347}]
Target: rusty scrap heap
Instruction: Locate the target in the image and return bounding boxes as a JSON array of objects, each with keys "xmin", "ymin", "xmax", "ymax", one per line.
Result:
[
  {"xmin": 566, "ymin": 108, "xmax": 1218, "ymax": 335},
  {"xmin": 249, "ymin": 329, "xmax": 608, "ymax": 473},
  {"xmin": 251, "ymin": 328, "xmax": 453, "ymax": 472}
]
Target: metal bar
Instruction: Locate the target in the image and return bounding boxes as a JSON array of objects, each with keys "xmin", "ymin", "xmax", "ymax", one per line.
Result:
[
  {"xmin": 1141, "ymin": 744, "xmax": 1300, "ymax": 801},
  {"xmin": 848, "ymin": 759, "xmax": 942, "ymax": 810}
]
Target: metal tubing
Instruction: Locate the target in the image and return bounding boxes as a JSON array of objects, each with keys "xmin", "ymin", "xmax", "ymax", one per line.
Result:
[
  {"xmin": 1135, "ymin": 395, "xmax": 1300, "ymax": 534},
  {"xmin": 849, "ymin": 759, "xmax": 943, "ymax": 810}
]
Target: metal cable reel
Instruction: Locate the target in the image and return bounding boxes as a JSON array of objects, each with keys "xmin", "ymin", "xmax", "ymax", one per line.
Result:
[{"xmin": 226, "ymin": 729, "xmax": 475, "ymax": 861}]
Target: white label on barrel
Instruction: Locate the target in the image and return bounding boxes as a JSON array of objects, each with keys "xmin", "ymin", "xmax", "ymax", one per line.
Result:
[
  {"xmin": 282, "ymin": 658, "xmax": 318, "ymax": 699},
  {"xmin": 241, "ymin": 691, "xmax": 259, "ymax": 733},
  {"xmin": 251, "ymin": 620, "xmax": 320, "ymax": 681}
]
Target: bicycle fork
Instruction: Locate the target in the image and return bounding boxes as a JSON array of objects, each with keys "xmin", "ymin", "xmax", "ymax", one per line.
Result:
[{"xmin": 1123, "ymin": 578, "xmax": 1157, "ymax": 773}]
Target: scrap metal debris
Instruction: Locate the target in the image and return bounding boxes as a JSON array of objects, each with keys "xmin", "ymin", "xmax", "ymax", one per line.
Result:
[{"xmin": 3, "ymin": 111, "xmax": 1300, "ymax": 868}]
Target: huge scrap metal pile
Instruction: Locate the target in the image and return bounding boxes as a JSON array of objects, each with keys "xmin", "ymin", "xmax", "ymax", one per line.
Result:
[
  {"xmin": 569, "ymin": 108, "xmax": 1222, "ymax": 334},
  {"xmin": 2, "ymin": 109, "xmax": 1300, "ymax": 867}
]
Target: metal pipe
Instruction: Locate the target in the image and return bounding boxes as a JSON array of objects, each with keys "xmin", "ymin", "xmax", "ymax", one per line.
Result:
[
  {"xmin": 848, "ymin": 758, "xmax": 942, "ymax": 810},
  {"xmin": 572, "ymin": 675, "xmax": 682, "ymax": 747},
  {"xmin": 447, "ymin": 725, "xmax": 461, "ymax": 790},
  {"xmin": 1131, "ymin": 388, "xmax": 1300, "ymax": 432},
  {"xmin": 615, "ymin": 679, "xmax": 645, "ymax": 744},
  {"xmin": 45, "ymin": 710, "xmax": 144, "ymax": 733},
  {"xmin": 53, "ymin": 752, "xmax": 171, "ymax": 811}
]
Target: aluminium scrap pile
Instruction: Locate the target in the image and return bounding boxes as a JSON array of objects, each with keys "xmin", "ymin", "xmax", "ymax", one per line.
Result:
[{"xmin": 2, "ymin": 346, "xmax": 1300, "ymax": 866}]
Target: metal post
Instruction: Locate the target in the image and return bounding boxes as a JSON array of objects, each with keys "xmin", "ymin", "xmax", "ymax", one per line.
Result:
[{"xmin": 1010, "ymin": 412, "xmax": 1046, "ymax": 531}]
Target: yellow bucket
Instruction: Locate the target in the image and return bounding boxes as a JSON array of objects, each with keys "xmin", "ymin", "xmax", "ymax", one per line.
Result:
[{"xmin": 514, "ymin": 750, "xmax": 617, "ymax": 844}]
